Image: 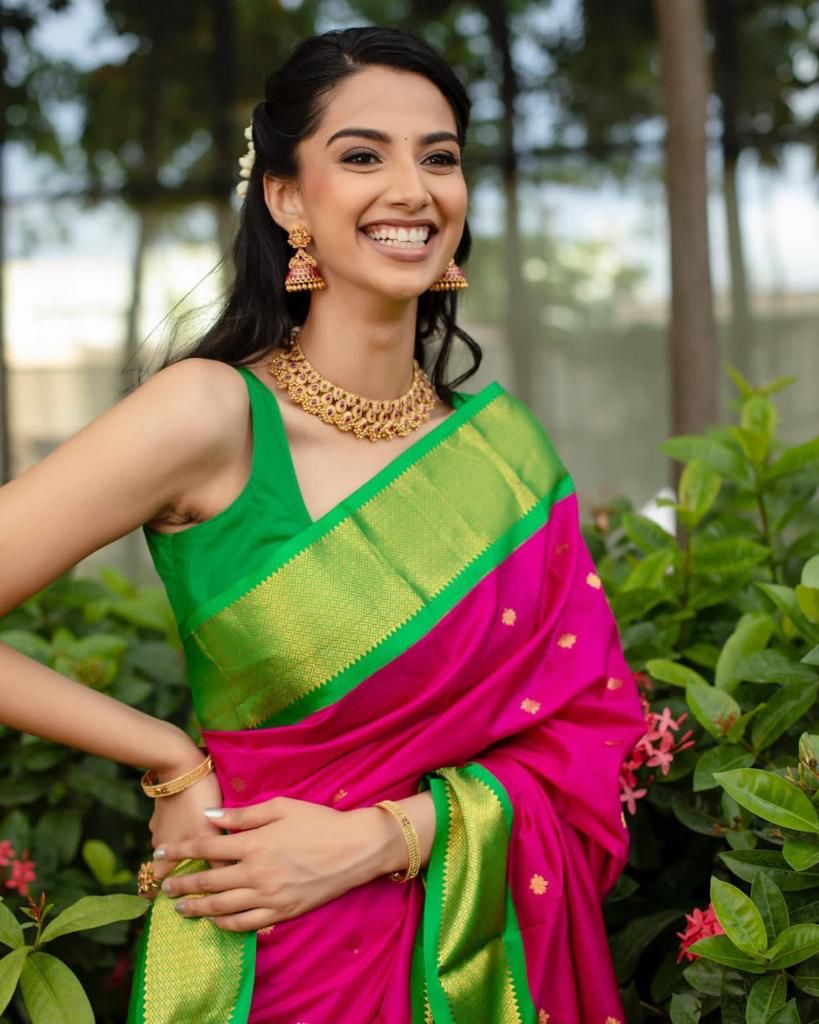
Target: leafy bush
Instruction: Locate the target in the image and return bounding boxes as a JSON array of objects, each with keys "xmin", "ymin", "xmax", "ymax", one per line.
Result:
[
  {"xmin": 589, "ymin": 370, "xmax": 819, "ymax": 1022},
  {"xmin": 0, "ymin": 569, "xmax": 195, "ymax": 1023}
]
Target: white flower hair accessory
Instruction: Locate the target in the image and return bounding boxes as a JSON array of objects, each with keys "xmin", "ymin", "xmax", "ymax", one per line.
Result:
[{"xmin": 236, "ymin": 122, "xmax": 255, "ymax": 199}]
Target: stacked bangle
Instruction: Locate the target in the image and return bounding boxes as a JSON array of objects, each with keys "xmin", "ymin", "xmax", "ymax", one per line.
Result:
[
  {"xmin": 140, "ymin": 754, "xmax": 214, "ymax": 798},
  {"xmin": 374, "ymin": 799, "xmax": 421, "ymax": 883}
]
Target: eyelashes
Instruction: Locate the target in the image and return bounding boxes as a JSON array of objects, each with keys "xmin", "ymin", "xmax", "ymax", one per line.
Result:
[{"xmin": 340, "ymin": 149, "xmax": 460, "ymax": 168}]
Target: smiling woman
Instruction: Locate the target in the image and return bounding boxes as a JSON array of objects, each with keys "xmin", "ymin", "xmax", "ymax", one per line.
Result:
[{"xmin": 0, "ymin": 24, "xmax": 644, "ymax": 1024}]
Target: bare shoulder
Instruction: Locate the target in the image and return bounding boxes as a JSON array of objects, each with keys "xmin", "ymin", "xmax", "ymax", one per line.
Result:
[{"xmin": 0, "ymin": 358, "xmax": 251, "ymax": 615}]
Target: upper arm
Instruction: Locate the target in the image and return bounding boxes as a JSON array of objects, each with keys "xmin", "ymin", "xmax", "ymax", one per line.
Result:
[{"xmin": 0, "ymin": 358, "xmax": 248, "ymax": 616}]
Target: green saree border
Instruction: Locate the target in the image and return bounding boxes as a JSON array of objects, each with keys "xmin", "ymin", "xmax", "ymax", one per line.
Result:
[
  {"xmin": 180, "ymin": 379, "xmax": 504, "ymax": 640},
  {"xmin": 421, "ymin": 763, "xmax": 538, "ymax": 1023},
  {"xmin": 248, "ymin": 476, "xmax": 573, "ymax": 728}
]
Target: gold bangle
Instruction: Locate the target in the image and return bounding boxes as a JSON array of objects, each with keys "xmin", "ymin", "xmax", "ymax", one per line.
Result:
[
  {"xmin": 140, "ymin": 754, "xmax": 214, "ymax": 798},
  {"xmin": 374, "ymin": 799, "xmax": 421, "ymax": 883}
]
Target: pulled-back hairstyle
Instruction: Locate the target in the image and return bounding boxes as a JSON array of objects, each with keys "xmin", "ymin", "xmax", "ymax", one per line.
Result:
[{"xmin": 158, "ymin": 26, "xmax": 481, "ymax": 403}]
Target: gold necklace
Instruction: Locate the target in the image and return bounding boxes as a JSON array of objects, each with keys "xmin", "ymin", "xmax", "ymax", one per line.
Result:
[{"xmin": 264, "ymin": 329, "xmax": 438, "ymax": 442}]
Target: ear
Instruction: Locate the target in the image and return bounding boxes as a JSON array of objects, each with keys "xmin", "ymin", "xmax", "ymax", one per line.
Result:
[{"xmin": 262, "ymin": 174, "xmax": 306, "ymax": 235}]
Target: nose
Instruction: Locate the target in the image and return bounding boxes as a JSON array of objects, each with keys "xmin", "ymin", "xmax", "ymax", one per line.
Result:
[{"xmin": 386, "ymin": 154, "xmax": 431, "ymax": 212}]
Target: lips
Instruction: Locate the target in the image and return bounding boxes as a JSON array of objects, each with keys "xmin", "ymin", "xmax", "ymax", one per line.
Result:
[{"xmin": 362, "ymin": 224, "xmax": 433, "ymax": 246}]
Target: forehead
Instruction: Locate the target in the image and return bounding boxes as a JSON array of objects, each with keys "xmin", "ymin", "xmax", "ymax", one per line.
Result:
[{"xmin": 313, "ymin": 66, "xmax": 458, "ymax": 139}]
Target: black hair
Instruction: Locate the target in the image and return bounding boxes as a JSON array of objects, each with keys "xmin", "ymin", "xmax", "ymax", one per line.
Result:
[{"xmin": 156, "ymin": 26, "xmax": 481, "ymax": 403}]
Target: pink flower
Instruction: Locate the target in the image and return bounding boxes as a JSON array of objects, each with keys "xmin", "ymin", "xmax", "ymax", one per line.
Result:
[
  {"xmin": 0, "ymin": 840, "xmax": 15, "ymax": 867},
  {"xmin": 676, "ymin": 903, "xmax": 725, "ymax": 962},
  {"xmin": 5, "ymin": 852, "xmax": 37, "ymax": 896},
  {"xmin": 619, "ymin": 693, "xmax": 695, "ymax": 812}
]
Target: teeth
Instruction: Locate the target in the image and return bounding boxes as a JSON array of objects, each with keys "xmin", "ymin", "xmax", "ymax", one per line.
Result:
[{"xmin": 364, "ymin": 224, "xmax": 431, "ymax": 245}]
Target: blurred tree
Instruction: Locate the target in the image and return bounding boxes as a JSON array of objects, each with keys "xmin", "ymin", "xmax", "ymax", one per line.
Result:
[
  {"xmin": 0, "ymin": 0, "xmax": 76, "ymax": 483},
  {"xmin": 653, "ymin": 0, "xmax": 718, "ymax": 456},
  {"xmin": 545, "ymin": 0, "xmax": 818, "ymax": 382}
]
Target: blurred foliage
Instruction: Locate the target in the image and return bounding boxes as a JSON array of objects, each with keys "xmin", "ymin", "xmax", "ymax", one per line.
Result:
[
  {"xmin": 0, "ymin": 568, "xmax": 193, "ymax": 1023},
  {"xmin": 591, "ymin": 368, "xmax": 819, "ymax": 1020}
]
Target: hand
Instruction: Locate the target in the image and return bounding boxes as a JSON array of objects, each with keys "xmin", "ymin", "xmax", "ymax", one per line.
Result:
[
  {"xmin": 154, "ymin": 797, "xmax": 392, "ymax": 932},
  {"xmin": 145, "ymin": 756, "xmax": 227, "ymax": 897}
]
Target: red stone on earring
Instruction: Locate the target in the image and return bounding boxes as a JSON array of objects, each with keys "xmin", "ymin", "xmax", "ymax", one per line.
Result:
[{"xmin": 429, "ymin": 258, "xmax": 468, "ymax": 292}]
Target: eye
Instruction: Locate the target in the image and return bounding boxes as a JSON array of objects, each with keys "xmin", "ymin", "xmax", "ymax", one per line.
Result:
[
  {"xmin": 424, "ymin": 151, "xmax": 459, "ymax": 167},
  {"xmin": 340, "ymin": 149, "xmax": 381, "ymax": 165}
]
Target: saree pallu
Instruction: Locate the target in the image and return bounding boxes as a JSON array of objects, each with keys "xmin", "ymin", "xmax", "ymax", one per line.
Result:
[{"xmin": 128, "ymin": 381, "xmax": 646, "ymax": 1024}]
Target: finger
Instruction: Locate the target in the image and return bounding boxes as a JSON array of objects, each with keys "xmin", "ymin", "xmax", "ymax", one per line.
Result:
[
  {"xmin": 159, "ymin": 864, "xmax": 247, "ymax": 899},
  {"xmin": 154, "ymin": 836, "xmax": 240, "ymax": 865},
  {"xmin": 202, "ymin": 796, "xmax": 293, "ymax": 831},
  {"xmin": 150, "ymin": 858, "xmax": 180, "ymax": 884},
  {"xmin": 173, "ymin": 888, "xmax": 258, "ymax": 919},
  {"xmin": 209, "ymin": 909, "xmax": 279, "ymax": 933}
]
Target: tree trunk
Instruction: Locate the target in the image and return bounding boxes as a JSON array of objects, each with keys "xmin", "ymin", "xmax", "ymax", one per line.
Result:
[
  {"xmin": 480, "ymin": 1, "xmax": 531, "ymax": 403},
  {"xmin": 711, "ymin": 0, "xmax": 753, "ymax": 378},
  {"xmin": 653, "ymin": 0, "xmax": 719, "ymax": 467}
]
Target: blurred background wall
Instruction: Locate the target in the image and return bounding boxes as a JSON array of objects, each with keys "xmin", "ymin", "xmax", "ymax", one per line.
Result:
[{"xmin": 1, "ymin": 0, "xmax": 818, "ymax": 580}]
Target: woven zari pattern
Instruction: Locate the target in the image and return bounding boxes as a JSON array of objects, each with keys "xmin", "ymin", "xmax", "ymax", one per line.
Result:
[
  {"xmin": 142, "ymin": 861, "xmax": 246, "ymax": 1024},
  {"xmin": 185, "ymin": 389, "xmax": 569, "ymax": 730},
  {"xmin": 431, "ymin": 765, "xmax": 531, "ymax": 1021}
]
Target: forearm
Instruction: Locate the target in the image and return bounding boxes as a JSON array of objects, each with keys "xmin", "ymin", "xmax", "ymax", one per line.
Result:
[
  {"xmin": 0, "ymin": 640, "xmax": 201, "ymax": 779},
  {"xmin": 360, "ymin": 790, "xmax": 437, "ymax": 878}
]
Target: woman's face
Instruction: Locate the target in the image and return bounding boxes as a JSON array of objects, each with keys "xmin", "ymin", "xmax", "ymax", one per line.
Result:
[{"xmin": 272, "ymin": 65, "xmax": 467, "ymax": 302}]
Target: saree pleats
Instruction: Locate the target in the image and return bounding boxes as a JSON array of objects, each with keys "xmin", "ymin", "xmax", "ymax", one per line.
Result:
[{"xmin": 130, "ymin": 383, "xmax": 646, "ymax": 1023}]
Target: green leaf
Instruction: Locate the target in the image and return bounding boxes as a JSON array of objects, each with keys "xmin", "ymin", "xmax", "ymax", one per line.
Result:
[
  {"xmin": 608, "ymin": 909, "xmax": 684, "ymax": 983},
  {"xmin": 721, "ymin": 849, "xmax": 819, "ymax": 891},
  {"xmin": 783, "ymin": 834, "xmax": 819, "ymax": 872},
  {"xmin": 670, "ymin": 992, "xmax": 701, "ymax": 1024},
  {"xmin": 736, "ymin": 650, "xmax": 818, "ymax": 685},
  {"xmin": 746, "ymin": 974, "xmax": 787, "ymax": 1024},
  {"xmin": 797, "ymin": 586, "xmax": 819, "ymax": 625},
  {"xmin": 714, "ymin": 769, "xmax": 819, "ymax": 833},
  {"xmin": 692, "ymin": 537, "xmax": 771, "ymax": 576},
  {"xmin": 766, "ymin": 924, "xmax": 819, "ymax": 969},
  {"xmin": 804, "ymin": 557, "xmax": 819, "ymax": 590},
  {"xmin": 678, "ymin": 458, "xmax": 721, "ymax": 528},
  {"xmin": 683, "ymin": 957, "xmax": 725, "ymax": 995},
  {"xmin": 0, "ymin": 631, "xmax": 51, "ymax": 664},
  {"xmin": 686, "ymin": 934, "xmax": 767, "ymax": 973},
  {"xmin": 622, "ymin": 549, "xmax": 675, "ymax": 591},
  {"xmin": 660, "ymin": 435, "xmax": 755, "ymax": 487},
  {"xmin": 687, "ymin": 684, "xmax": 742, "ymax": 738},
  {"xmin": 40, "ymin": 895, "xmax": 148, "ymax": 944},
  {"xmin": 741, "ymin": 397, "xmax": 778, "ymax": 451},
  {"xmin": 647, "ymin": 659, "xmax": 710, "ymax": 689},
  {"xmin": 751, "ymin": 683, "xmax": 819, "ymax": 752},
  {"xmin": 766, "ymin": 438, "xmax": 819, "ymax": 481},
  {"xmin": 19, "ymin": 952, "xmax": 94, "ymax": 1024},
  {"xmin": 0, "ymin": 900, "xmax": 24, "ymax": 951},
  {"xmin": 756, "ymin": 583, "xmax": 817, "ymax": 641},
  {"xmin": 81, "ymin": 840, "xmax": 131, "ymax": 886},
  {"xmin": 715, "ymin": 613, "xmax": 775, "ymax": 694},
  {"xmin": 804, "ymin": 645, "xmax": 819, "ymax": 667},
  {"xmin": 766, "ymin": 1000, "xmax": 801, "ymax": 1024},
  {"xmin": 710, "ymin": 877, "xmax": 768, "ymax": 954},
  {"xmin": 794, "ymin": 955, "xmax": 819, "ymax": 996},
  {"xmin": 621, "ymin": 512, "xmax": 676, "ymax": 553},
  {"xmin": 693, "ymin": 745, "xmax": 755, "ymax": 792},
  {"xmin": 752, "ymin": 872, "xmax": 789, "ymax": 945},
  {"xmin": 726, "ymin": 707, "xmax": 762, "ymax": 743},
  {"xmin": 0, "ymin": 946, "xmax": 30, "ymax": 1015}
]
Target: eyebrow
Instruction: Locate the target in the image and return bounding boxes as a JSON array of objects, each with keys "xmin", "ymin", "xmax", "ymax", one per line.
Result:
[{"xmin": 325, "ymin": 127, "xmax": 460, "ymax": 148}]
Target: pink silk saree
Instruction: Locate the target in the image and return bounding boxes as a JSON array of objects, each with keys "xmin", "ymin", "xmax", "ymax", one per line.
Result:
[{"xmin": 128, "ymin": 380, "xmax": 645, "ymax": 1023}]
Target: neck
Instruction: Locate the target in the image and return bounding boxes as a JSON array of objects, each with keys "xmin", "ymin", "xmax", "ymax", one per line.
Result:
[{"xmin": 294, "ymin": 288, "xmax": 420, "ymax": 401}]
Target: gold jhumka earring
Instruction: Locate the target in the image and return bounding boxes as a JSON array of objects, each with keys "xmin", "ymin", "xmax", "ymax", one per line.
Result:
[
  {"xmin": 284, "ymin": 225, "xmax": 327, "ymax": 292},
  {"xmin": 429, "ymin": 258, "xmax": 468, "ymax": 292}
]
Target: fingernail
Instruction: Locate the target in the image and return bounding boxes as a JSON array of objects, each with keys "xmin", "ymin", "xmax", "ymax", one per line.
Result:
[
  {"xmin": 162, "ymin": 880, "xmax": 173, "ymax": 894},
  {"xmin": 175, "ymin": 900, "xmax": 185, "ymax": 914},
  {"xmin": 154, "ymin": 848, "xmax": 166, "ymax": 861},
  {"xmin": 203, "ymin": 808, "xmax": 225, "ymax": 819}
]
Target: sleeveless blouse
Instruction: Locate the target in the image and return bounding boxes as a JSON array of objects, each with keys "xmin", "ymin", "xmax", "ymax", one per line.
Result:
[{"xmin": 143, "ymin": 365, "xmax": 471, "ymax": 627}]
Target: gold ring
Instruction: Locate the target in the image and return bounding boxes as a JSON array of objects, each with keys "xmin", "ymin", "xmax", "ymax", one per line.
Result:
[{"xmin": 137, "ymin": 861, "xmax": 160, "ymax": 895}]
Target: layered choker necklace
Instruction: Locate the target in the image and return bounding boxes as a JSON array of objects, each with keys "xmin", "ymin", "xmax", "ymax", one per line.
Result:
[{"xmin": 264, "ymin": 327, "xmax": 438, "ymax": 442}]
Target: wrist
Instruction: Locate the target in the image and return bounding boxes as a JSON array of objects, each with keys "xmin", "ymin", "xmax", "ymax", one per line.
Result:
[
  {"xmin": 149, "ymin": 727, "xmax": 205, "ymax": 782},
  {"xmin": 353, "ymin": 806, "xmax": 408, "ymax": 879}
]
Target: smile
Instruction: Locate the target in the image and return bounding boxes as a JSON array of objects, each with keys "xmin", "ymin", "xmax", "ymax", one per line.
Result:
[{"xmin": 359, "ymin": 223, "xmax": 437, "ymax": 263}]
